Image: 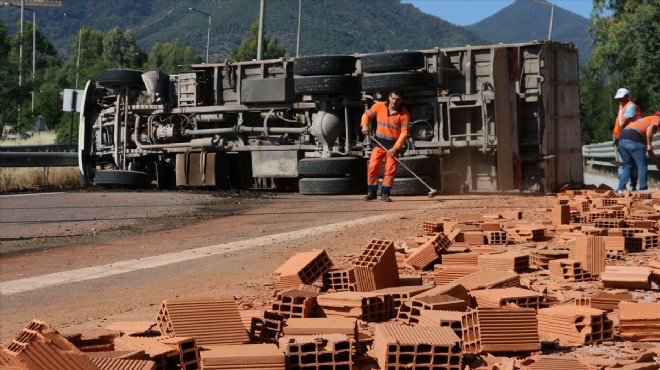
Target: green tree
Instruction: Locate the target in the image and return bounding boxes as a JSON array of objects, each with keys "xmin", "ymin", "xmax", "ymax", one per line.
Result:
[
  {"xmin": 0, "ymin": 20, "xmax": 34, "ymax": 136},
  {"xmin": 102, "ymin": 27, "xmax": 147, "ymax": 68},
  {"xmin": 103, "ymin": 27, "xmax": 123, "ymax": 65},
  {"xmin": 146, "ymin": 39, "xmax": 202, "ymax": 74},
  {"xmin": 230, "ymin": 20, "xmax": 286, "ymax": 61},
  {"xmin": 589, "ymin": 0, "xmax": 660, "ymax": 114},
  {"xmin": 124, "ymin": 30, "xmax": 147, "ymax": 68}
]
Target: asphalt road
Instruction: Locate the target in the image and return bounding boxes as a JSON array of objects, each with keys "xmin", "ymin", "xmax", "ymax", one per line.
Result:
[{"xmin": 5, "ymin": 189, "xmax": 520, "ymax": 342}]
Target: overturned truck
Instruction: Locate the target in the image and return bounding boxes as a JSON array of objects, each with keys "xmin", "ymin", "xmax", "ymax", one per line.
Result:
[{"xmin": 78, "ymin": 40, "xmax": 583, "ymax": 195}]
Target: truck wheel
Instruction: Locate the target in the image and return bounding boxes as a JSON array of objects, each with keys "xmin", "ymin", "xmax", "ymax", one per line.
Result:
[
  {"xmin": 379, "ymin": 176, "xmax": 433, "ymax": 196},
  {"xmin": 294, "ymin": 55, "xmax": 356, "ymax": 76},
  {"xmin": 299, "ymin": 177, "xmax": 364, "ymax": 195},
  {"xmin": 362, "ymin": 71, "xmax": 428, "ymax": 92},
  {"xmin": 298, "ymin": 157, "xmax": 365, "ymax": 177},
  {"xmin": 361, "ymin": 51, "xmax": 425, "ymax": 73},
  {"xmin": 98, "ymin": 69, "xmax": 145, "ymax": 90},
  {"xmin": 375, "ymin": 155, "xmax": 433, "ymax": 177},
  {"xmin": 294, "ymin": 75, "xmax": 360, "ymax": 95},
  {"xmin": 94, "ymin": 170, "xmax": 152, "ymax": 188}
]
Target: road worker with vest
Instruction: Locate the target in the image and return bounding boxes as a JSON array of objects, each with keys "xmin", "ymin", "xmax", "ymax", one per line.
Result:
[
  {"xmin": 616, "ymin": 111, "xmax": 660, "ymax": 193},
  {"xmin": 361, "ymin": 90, "xmax": 410, "ymax": 202},
  {"xmin": 613, "ymin": 88, "xmax": 642, "ymax": 190}
]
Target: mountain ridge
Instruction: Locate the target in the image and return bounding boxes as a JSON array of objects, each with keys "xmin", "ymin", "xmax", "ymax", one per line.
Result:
[{"xmin": 0, "ymin": 0, "xmax": 592, "ymax": 62}]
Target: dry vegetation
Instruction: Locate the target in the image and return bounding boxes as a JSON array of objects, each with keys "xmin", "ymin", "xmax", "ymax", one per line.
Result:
[{"xmin": 0, "ymin": 132, "xmax": 82, "ymax": 192}]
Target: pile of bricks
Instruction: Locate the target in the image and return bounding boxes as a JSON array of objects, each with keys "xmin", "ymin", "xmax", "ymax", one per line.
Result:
[{"xmin": 2, "ymin": 189, "xmax": 659, "ymax": 370}]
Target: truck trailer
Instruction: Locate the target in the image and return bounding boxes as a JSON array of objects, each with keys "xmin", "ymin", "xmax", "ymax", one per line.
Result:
[{"xmin": 78, "ymin": 40, "xmax": 583, "ymax": 194}]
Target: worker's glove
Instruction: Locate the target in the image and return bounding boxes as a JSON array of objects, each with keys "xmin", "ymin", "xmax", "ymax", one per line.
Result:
[{"xmin": 613, "ymin": 139, "xmax": 619, "ymax": 147}]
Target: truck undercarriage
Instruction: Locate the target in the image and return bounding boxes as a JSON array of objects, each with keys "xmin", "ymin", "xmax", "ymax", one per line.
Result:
[{"xmin": 79, "ymin": 40, "xmax": 583, "ymax": 194}]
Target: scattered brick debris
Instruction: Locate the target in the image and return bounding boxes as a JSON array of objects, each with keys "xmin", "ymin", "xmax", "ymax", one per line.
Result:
[{"xmin": 3, "ymin": 189, "xmax": 660, "ymax": 370}]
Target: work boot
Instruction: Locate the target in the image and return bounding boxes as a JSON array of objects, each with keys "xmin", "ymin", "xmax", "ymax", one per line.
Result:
[
  {"xmin": 364, "ymin": 185, "xmax": 378, "ymax": 201},
  {"xmin": 381, "ymin": 186, "xmax": 392, "ymax": 202}
]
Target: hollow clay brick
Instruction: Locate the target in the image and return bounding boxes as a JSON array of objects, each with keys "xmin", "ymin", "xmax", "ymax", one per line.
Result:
[
  {"xmin": 529, "ymin": 250, "xmax": 570, "ymax": 269},
  {"xmin": 372, "ymin": 285, "xmax": 433, "ymax": 316},
  {"xmin": 353, "ymin": 239, "xmax": 399, "ymax": 292},
  {"xmin": 618, "ymin": 302, "xmax": 660, "ymax": 341},
  {"xmin": 572, "ymin": 235, "xmax": 607, "ymax": 276},
  {"xmin": 372, "ymin": 323, "xmax": 462, "ymax": 370},
  {"xmin": 405, "ymin": 239, "xmax": 441, "ymax": 270},
  {"xmin": 155, "ymin": 296, "xmax": 249, "ymax": 346},
  {"xmin": 470, "ymin": 287, "xmax": 545, "ymax": 309},
  {"xmin": 548, "ymin": 259, "xmax": 592, "ymax": 282},
  {"xmin": 600, "ymin": 266, "xmax": 652, "ymax": 290},
  {"xmin": 322, "ymin": 268, "xmax": 356, "ymax": 292},
  {"xmin": 417, "ymin": 310, "xmax": 464, "ymax": 338},
  {"xmin": 461, "ymin": 308, "xmax": 540, "ymax": 354},
  {"xmin": 279, "ymin": 333, "xmax": 353, "ymax": 370},
  {"xmin": 526, "ymin": 355, "xmax": 588, "ymax": 370},
  {"xmin": 552, "ymin": 205, "xmax": 571, "ymax": 225},
  {"xmin": 283, "ymin": 317, "xmax": 357, "ymax": 339},
  {"xmin": 1, "ymin": 320, "xmax": 101, "ymax": 370},
  {"xmin": 449, "ymin": 269, "xmax": 520, "ymax": 291},
  {"xmin": 89, "ymin": 357, "xmax": 156, "ymax": 370},
  {"xmin": 477, "ymin": 252, "xmax": 528, "ymax": 273},
  {"xmin": 317, "ymin": 291, "xmax": 393, "ymax": 322},
  {"xmin": 441, "ymin": 252, "xmax": 480, "ymax": 266},
  {"xmin": 274, "ymin": 249, "xmax": 333, "ymax": 290},
  {"xmin": 200, "ymin": 343, "xmax": 285, "ymax": 369},
  {"xmin": 433, "ymin": 265, "xmax": 483, "ymax": 285},
  {"xmin": 589, "ymin": 292, "xmax": 633, "ymax": 311},
  {"xmin": 270, "ymin": 289, "xmax": 320, "ymax": 318},
  {"xmin": 537, "ymin": 305, "xmax": 613, "ymax": 345}
]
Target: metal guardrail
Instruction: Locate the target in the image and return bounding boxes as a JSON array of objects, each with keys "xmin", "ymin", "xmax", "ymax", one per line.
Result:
[
  {"xmin": 0, "ymin": 144, "xmax": 78, "ymax": 167},
  {"xmin": 0, "ymin": 144, "xmax": 77, "ymax": 152},
  {"xmin": 0, "ymin": 152, "xmax": 78, "ymax": 167},
  {"xmin": 2, "ymin": 140, "xmax": 659, "ymax": 171},
  {"xmin": 582, "ymin": 138, "xmax": 660, "ymax": 172}
]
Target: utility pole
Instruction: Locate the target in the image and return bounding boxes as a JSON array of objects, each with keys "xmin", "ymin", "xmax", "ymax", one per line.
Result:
[
  {"xmin": 189, "ymin": 7, "xmax": 211, "ymax": 63},
  {"xmin": 257, "ymin": 0, "xmax": 265, "ymax": 60},
  {"xmin": 532, "ymin": 0, "xmax": 554, "ymax": 40},
  {"xmin": 63, "ymin": 12, "xmax": 82, "ymax": 88},
  {"xmin": 296, "ymin": 0, "xmax": 301, "ymax": 57},
  {"xmin": 4, "ymin": 0, "xmax": 63, "ymax": 128}
]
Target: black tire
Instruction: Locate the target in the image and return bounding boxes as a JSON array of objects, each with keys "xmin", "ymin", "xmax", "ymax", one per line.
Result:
[
  {"xmin": 294, "ymin": 75, "xmax": 360, "ymax": 95},
  {"xmin": 299, "ymin": 157, "xmax": 365, "ymax": 177},
  {"xmin": 361, "ymin": 51, "xmax": 425, "ymax": 73},
  {"xmin": 374, "ymin": 155, "xmax": 433, "ymax": 177},
  {"xmin": 94, "ymin": 170, "xmax": 152, "ymax": 188},
  {"xmin": 379, "ymin": 176, "xmax": 433, "ymax": 196},
  {"xmin": 362, "ymin": 71, "xmax": 429, "ymax": 92},
  {"xmin": 294, "ymin": 55, "xmax": 356, "ymax": 76},
  {"xmin": 98, "ymin": 69, "xmax": 145, "ymax": 90},
  {"xmin": 299, "ymin": 177, "xmax": 364, "ymax": 195}
]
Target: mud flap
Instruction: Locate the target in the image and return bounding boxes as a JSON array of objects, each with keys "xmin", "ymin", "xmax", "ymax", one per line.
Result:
[{"xmin": 175, "ymin": 152, "xmax": 229, "ymax": 187}]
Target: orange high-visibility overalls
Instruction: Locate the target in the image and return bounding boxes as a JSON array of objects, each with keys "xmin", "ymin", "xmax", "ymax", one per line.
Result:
[{"xmin": 360, "ymin": 101, "xmax": 410, "ymax": 191}]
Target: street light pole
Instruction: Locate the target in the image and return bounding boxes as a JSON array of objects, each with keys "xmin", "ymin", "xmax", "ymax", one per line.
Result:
[
  {"xmin": 532, "ymin": 0, "xmax": 554, "ymax": 40},
  {"xmin": 257, "ymin": 0, "xmax": 265, "ymax": 60},
  {"xmin": 4, "ymin": 2, "xmax": 35, "ymax": 112},
  {"xmin": 296, "ymin": 0, "xmax": 301, "ymax": 57},
  {"xmin": 189, "ymin": 7, "xmax": 211, "ymax": 63},
  {"xmin": 63, "ymin": 12, "xmax": 82, "ymax": 88}
]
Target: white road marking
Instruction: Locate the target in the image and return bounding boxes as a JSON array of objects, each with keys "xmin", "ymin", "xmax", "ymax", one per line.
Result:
[{"xmin": 1, "ymin": 202, "xmax": 442, "ymax": 295}]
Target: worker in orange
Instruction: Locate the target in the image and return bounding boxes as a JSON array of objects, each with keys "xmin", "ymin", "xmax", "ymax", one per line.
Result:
[
  {"xmin": 612, "ymin": 88, "xmax": 641, "ymax": 190},
  {"xmin": 361, "ymin": 90, "xmax": 410, "ymax": 202},
  {"xmin": 617, "ymin": 111, "xmax": 660, "ymax": 193}
]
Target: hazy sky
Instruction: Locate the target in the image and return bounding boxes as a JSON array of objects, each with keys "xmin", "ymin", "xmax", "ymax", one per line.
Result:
[{"xmin": 402, "ymin": 0, "xmax": 594, "ymax": 26}]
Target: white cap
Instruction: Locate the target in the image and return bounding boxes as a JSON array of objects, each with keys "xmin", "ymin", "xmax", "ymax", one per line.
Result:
[{"xmin": 614, "ymin": 88, "xmax": 630, "ymax": 99}]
